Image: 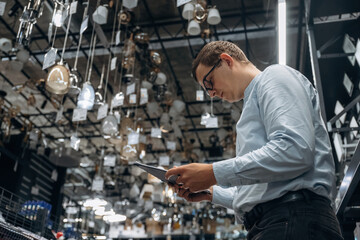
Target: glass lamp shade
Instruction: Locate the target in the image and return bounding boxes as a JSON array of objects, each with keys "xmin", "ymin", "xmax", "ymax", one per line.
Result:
[
  {"xmin": 207, "ymin": 8, "xmax": 221, "ymax": 25},
  {"xmin": 150, "ymin": 51, "xmax": 162, "ymax": 66},
  {"xmin": 68, "ymin": 70, "xmax": 81, "ymax": 96},
  {"xmin": 77, "ymin": 82, "xmax": 95, "ymax": 110},
  {"xmin": 187, "ymin": 20, "xmax": 201, "ymax": 36},
  {"xmin": 94, "ymin": 89, "xmax": 105, "ymax": 108},
  {"xmin": 45, "ymin": 64, "xmax": 70, "ymax": 95},
  {"xmin": 194, "ymin": 3, "xmax": 207, "ymax": 23},
  {"xmin": 102, "ymin": 114, "xmax": 119, "ymax": 136}
]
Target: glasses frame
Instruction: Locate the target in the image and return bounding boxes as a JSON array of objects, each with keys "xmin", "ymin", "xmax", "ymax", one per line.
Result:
[{"xmin": 202, "ymin": 58, "xmax": 222, "ymax": 96}]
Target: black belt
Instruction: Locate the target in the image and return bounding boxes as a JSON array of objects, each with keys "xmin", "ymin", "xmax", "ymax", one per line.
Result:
[{"xmin": 242, "ymin": 189, "xmax": 330, "ymax": 231}]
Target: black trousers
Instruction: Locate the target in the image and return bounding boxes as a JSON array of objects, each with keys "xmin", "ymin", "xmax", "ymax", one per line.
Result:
[{"xmin": 244, "ymin": 190, "xmax": 343, "ymax": 240}]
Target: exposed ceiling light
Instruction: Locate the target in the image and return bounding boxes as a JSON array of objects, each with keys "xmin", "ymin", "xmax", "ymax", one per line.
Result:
[{"xmin": 278, "ymin": 0, "xmax": 286, "ymax": 65}]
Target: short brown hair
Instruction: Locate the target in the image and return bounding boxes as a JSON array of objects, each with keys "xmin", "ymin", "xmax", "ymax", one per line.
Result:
[{"xmin": 191, "ymin": 41, "xmax": 250, "ymax": 82}]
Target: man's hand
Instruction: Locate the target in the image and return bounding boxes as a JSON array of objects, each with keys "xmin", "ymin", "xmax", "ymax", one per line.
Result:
[
  {"xmin": 165, "ymin": 163, "xmax": 217, "ymax": 192},
  {"xmin": 176, "ymin": 186, "xmax": 213, "ymax": 202}
]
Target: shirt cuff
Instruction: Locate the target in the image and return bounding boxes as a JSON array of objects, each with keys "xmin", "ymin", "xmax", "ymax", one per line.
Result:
[
  {"xmin": 212, "ymin": 185, "xmax": 234, "ymax": 209},
  {"xmin": 213, "ymin": 158, "xmax": 244, "ymax": 187}
]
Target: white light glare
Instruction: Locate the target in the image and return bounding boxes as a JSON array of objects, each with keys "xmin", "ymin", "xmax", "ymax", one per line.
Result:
[
  {"xmin": 103, "ymin": 214, "xmax": 127, "ymax": 223},
  {"xmin": 53, "ymin": 9, "xmax": 63, "ymax": 27},
  {"xmin": 83, "ymin": 198, "xmax": 107, "ymax": 208},
  {"xmin": 278, "ymin": 0, "xmax": 286, "ymax": 65}
]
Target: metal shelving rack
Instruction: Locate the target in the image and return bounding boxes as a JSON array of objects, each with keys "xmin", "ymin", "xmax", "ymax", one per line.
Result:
[
  {"xmin": 304, "ymin": 0, "xmax": 360, "ymax": 239},
  {"xmin": 0, "ymin": 187, "xmax": 55, "ymax": 240}
]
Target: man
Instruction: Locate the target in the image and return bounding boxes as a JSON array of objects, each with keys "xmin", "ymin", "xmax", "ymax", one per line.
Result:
[{"xmin": 165, "ymin": 41, "xmax": 343, "ymax": 240}]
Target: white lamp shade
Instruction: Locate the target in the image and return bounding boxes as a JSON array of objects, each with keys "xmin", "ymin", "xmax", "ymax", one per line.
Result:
[
  {"xmin": 123, "ymin": 0, "xmax": 138, "ymax": 9},
  {"xmin": 207, "ymin": 8, "xmax": 221, "ymax": 25},
  {"xmin": 0, "ymin": 38, "xmax": 12, "ymax": 52},
  {"xmin": 182, "ymin": 3, "xmax": 194, "ymax": 20},
  {"xmin": 16, "ymin": 49, "xmax": 30, "ymax": 63},
  {"xmin": 93, "ymin": 5, "xmax": 108, "ymax": 25},
  {"xmin": 155, "ymin": 72, "xmax": 167, "ymax": 85},
  {"xmin": 173, "ymin": 100, "xmax": 185, "ymax": 113},
  {"xmin": 187, "ymin": 20, "xmax": 201, "ymax": 36},
  {"xmin": 77, "ymin": 82, "xmax": 95, "ymax": 110}
]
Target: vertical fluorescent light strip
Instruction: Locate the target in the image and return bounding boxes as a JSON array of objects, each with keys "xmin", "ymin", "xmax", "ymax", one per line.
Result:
[{"xmin": 278, "ymin": 0, "xmax": 286, "ymax": 65}]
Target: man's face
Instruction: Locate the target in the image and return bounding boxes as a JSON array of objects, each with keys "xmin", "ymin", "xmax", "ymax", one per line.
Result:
[{"xmin": 196, "ymin": 58, "xmax": 239, "ymax": 103}]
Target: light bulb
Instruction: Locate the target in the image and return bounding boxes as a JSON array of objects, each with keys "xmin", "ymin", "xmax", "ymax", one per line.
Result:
[{"xmin": 77, "ymin": 82, "xmax": 95, "ymax": 110}]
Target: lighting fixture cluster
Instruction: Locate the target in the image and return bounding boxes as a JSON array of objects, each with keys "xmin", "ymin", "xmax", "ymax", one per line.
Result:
[{"xmin": 181, "ymin": 0, "xmax": 221, "ymax": 36}]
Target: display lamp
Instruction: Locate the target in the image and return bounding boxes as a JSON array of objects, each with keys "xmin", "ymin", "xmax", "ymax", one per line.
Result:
[{"xmin": 77, "ymin": 81, "xmax": 95, "ymax": 110}]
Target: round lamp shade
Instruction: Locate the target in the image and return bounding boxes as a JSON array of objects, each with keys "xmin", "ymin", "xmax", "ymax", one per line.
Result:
[
  {"xmin": 207, "ymin": 8, "xmax": 221, "ymax": 25},
  {"xmin": 155, "ymin": 72, "xmax": 167, "ymax": 85},
  {"xmin": 182, "ymin": 3, "xmax": 194, "ymax": 20},
  {"xmin": 102, "ymin": 114, "xmax": 119, "ymax": 136},
  {"xmin": 187, "ymin": 20, "xmax": 201, "ymax": 36},
  {"xmin": 77, "ymin": 82, "xmax": 95, "ymax": 110},
  {"xmin": 45, "ymin": 64, "xmax": 70, "ymax": 95},
  {"xmin": 0, "ymin": 38, "xmax": 12, "ymax": 52}
]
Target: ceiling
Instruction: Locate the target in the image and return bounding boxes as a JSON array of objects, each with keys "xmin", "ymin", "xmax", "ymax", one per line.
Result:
[{"xmin": 1, "ymin": 0, "xmax": 359, "ymax": 204}]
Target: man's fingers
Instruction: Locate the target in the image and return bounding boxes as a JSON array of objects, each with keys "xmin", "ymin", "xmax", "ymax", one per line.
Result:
[{"xmin": 165, "ymin": 166, "xmax": 183, "ymax": 179}]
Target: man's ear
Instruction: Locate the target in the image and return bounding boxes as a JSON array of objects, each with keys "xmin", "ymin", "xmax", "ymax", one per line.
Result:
[{"xmin": 219, "ymin": 53, "xmax": 233, "ymax": 67}]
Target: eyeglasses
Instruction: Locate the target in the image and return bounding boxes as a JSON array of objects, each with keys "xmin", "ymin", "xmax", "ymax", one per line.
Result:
[{"xmin": 202, "ymin": 58, "xmax": 222, "ymax": 96}]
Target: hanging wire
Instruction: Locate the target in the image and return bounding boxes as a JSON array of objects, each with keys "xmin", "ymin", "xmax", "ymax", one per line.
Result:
[
  {"xmin": 83, "ymin": 21, "xmax": 96, "ymax": 84},
  {"xmin": 73, "ymin": 1, "xmax": 89, "ymax": 71},
  {"xmin": 103, "ymin": 0, "xmax": 120, "ymax": 103}
]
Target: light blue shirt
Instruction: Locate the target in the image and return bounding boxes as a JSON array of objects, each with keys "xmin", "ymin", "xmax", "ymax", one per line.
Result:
[{"xmin": 211, "ymin": 64, "xmax": 336, "ymax": 222}]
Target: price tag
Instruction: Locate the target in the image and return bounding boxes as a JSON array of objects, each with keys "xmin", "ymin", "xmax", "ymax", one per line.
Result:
[
  {"xmin": 140, "ymin": 88, "xmax": 148, "ymax": 105},
  {"xmin": 166, "ymin": 141, "xmax": 176, "ymax": 150},
  {"xmin": 196, "ymin": 90, "xmax": 204, "ymax": 101},
  {"xmin": 37, "ymin": 146, "xmax": 45, "ymax": 155},
  {"xmin": 97, "ymin": 103, "xmax": 108, "ymax": 120},
  {"xmin": 356, "ymin": 39, "xmax": 360, "ymax": 67},
  {"xmin": 343, "ymin": 73, "xmax": 353, "ymax": 97},
  {"xmin": 111, "ymin": 57, "xmax": 117, "ymax": 71},
  {"xmin": 139, "ymin": 134, "xmax": 147, "ymax": 144},
  {"xmin": 159, "ymin": 156, "xmax": 170, "ymax": 166},
  {"xmin": 91, "ymin": 176, "xmax": 104, "ymax": 192},
  {"xmin": 112, "ymin": 93, "xmax": 124, "ymax": 108},
  {"xmin": 51, "ymin": 169, "xmax": 58, "ymax": 181},
  {"xmin": 29, "ymin": 141, "xmax": 37, "ymax": 149},
  {"xmin": 70, "ymin": 1, "xmax": 78, "ymax": 15},
  {"xmin": 31, "ymin": 186, "xmax": 39, "ymax": 195},
  {"xmin": 206, "ymin": 116, "xmax": 218, "ymax": 128},
  {"xmin": 176, "ymin": 0, "xmax": 191, "ymax": 7},
  {"xmin": 129, "ymin": 94, "xmax": 137, "ymax": 104},
  {"xmin": 104, "ymin": 154, "xmax": 116, "ymax": 167},
  {"xmin": 80, "ymin": 16, "xmax": 89, "ymax": 34},
  {"xmin": 42, "ymin": 48, "xmax": 57, "ymax": 70},
  {"xmin": 151, "ymin": 127, "xmax": 162, "ymax": 138},
  {"xmin": 72, "ymin": 108, "xmax": 87, "ymax": 121},
  {"xmin": 334, "ymin": 101, "xmax": 346, "ymax": 124},
  {"xmin": 0, "ymin": 2, "xmax": 6, "ymax": 16},
  {"xmin": 55, "ymin": 105, "xmax": 63, "ymax": 123},
  {"xmin": 128, "ymin": 132, "xmax": 140, "ymax": 145},
  {"xmin": 114, "ymin": 111, "xmax": 121, "ymax": 123},
  {"xmin": 342, "ymin": 34, "xmax": 356, "ymax": 66},
  {"xmin": 115, "ymin": 30, "xmax": 121, "ymax": 45},
  {"xmin": 127, "ymin": 83, "xmax": 135, "ymax": 95},
  {"xmin": 350, "ymin": 116, "xmax": 358, "ymax": 138},
  {"xmin": 70, "ymin": 135, "xmax": 80, "ymax": 151}
]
